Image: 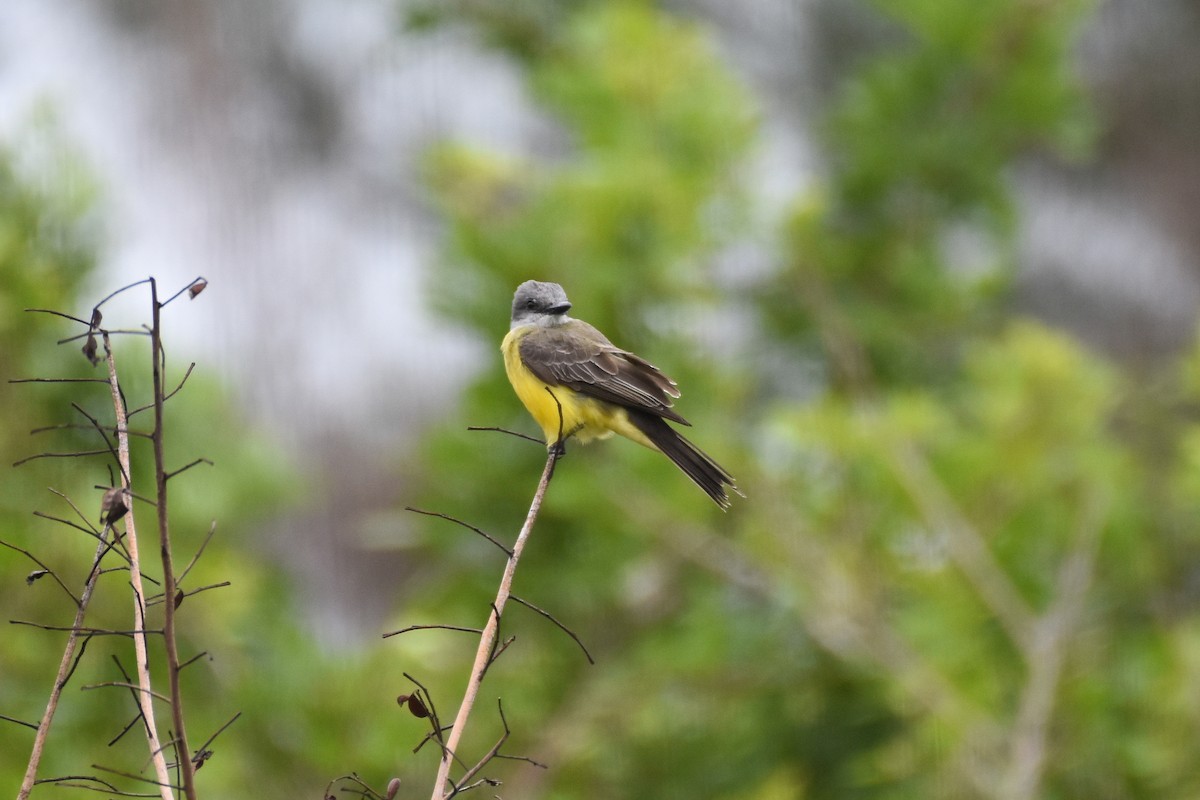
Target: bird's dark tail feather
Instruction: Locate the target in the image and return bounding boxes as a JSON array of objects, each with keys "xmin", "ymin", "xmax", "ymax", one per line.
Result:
[{"xmin": 628, "ymin": 412, "xmax": 740, "ymax": 510}]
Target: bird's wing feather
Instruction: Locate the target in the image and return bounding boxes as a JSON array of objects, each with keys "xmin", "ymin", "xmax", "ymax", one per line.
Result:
[{"xmin": 520, "ymin": 323, "xmax": 689, "ymax": 425}]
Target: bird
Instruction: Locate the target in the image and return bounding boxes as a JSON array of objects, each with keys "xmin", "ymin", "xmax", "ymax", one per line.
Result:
[{"xmin": 501, "ymin": 280, "xmax": 740, "ymax": 509}]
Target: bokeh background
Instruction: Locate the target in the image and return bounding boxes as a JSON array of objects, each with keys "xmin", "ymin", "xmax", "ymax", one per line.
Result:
[{"xmin": 3, "ymin": 0, "xmax": 1200, "ymax": 797}]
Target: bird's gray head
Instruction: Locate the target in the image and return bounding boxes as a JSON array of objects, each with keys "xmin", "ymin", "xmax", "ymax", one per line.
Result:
[{"xmin": 510, "ymin": 280, "xmax": 572, "ymax": 329}]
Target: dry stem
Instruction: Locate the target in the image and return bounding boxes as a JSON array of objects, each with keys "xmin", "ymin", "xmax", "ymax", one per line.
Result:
[
  {"xmin": 17, "ymin": 525, "xmax": 113, "ymax": 799},
  {"xmin": 150, "ymin": 279, "xmax": 198, "ymax": 798},
  {"xmin": 104, "ymin": 332, "xmax": 177, "ymax": 799},
  {"xmin": 429, "ymin": 448, "xmax": 559, "ymax": 799}
]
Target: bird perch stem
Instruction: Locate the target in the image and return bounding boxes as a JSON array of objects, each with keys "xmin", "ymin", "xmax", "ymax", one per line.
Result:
[{"xmin": 429, "ymin": 448, "xmax": 559, "ymax": 799}]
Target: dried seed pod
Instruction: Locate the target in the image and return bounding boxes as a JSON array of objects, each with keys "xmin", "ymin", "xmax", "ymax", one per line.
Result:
[
  {"xmin": 406, "ymin": 694, "xmax": 429, "ymax": 719},
  {"xmin": 82, "ymin": 332, "xmax": 100, "ymax": 366}
]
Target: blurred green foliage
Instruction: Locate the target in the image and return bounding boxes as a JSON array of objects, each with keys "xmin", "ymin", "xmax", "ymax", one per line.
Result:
[
  {"xmin": 5, "ymin": 1, "xmax": 1200, "ymax": 798},
  {"xmin": 397, "ymin": 1, "xmax": 1200, "ymax": 799}
]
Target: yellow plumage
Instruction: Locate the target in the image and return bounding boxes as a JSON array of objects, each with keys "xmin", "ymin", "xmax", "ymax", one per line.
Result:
[{"xmin": 501, "ymin": 325, "xmax": 655, "ymax": 449}]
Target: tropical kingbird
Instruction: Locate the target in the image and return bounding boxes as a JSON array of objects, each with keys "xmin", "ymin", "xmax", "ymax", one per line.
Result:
[{"xmin": 501, "ymin": 280, "xmax": 740, "ymax": 509}]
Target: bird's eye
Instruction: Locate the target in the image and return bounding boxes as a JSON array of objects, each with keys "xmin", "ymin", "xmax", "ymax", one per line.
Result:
[{"xmin": 525, "ymin": 299, "xmax": 537, "ymax": 309}]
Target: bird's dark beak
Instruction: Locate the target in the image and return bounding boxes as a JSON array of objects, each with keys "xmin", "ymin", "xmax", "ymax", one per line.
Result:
[{"xmin": 549, "ymin": 302, "xmax": 571, "ymax": 314}]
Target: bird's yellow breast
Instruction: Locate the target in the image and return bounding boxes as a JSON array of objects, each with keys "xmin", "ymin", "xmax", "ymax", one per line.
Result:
[{"xmin": 502, "ymin": 325, "xmax": 650, "ymax": 447}]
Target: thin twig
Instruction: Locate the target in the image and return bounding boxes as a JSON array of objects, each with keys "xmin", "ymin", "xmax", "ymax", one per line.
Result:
[
  {"xmin": 324, "ymin": 773, "xmax": 388, "ymax": 800},
  {"xmin": 10, "ymin": 377, "xmax": 110, "ymax": 385},
  {"xmin": 108, "ymin": 656, "xmax": 150, "ymax": 748},
  {"xmin": 510, "ymin": 595, "xmax": 594, "ymax": 665},
  {"xmin": 25, "ymin": 307, "xmax": 93, "ymax": 326},
  {"xmin": 13, "ymin": 449, "xmax": 114, "ymax": 467},
  {"xmin": 177, "ymin": 521, "xmax": 218, "ymax": 585},
  {"xmin": 90, "ymin": 762, "xmax": 181, "ymax": 790},
  {"xmin": 9, "ymin": 377, "xmax": 110, "ymax": 385},
  {"xmin": 148, "ymin": 279, "xmax": 198, "ymax": 800},
  {"xmin": 465, "ymin": 426, "xmax": 545, "ymax": 445},
  {"xmin": 429, "ymin": 447, "xmax": 560, "ymax": 800},
  {"xmin": 88, "ymin": 278, "xmax": 153, "ymax": 315},
  {"xmin": 60, "ymin": 632, "xmax": 96, "ymax": 689},
  {"xmin": 405, "ymin": 507, "xmax": 512, "ymax": 557},
  {"xmin": 163, "ymin": 458, "xmax": 213, "ymax": 481},
  {"xmin": 8, "ymin": 621, "xmax": 158, "ymax": 636},
  {"xmin": 161, "ymin": 362, "xmax": 196, "ymax": 403},
  {"xmin": 487, "ymin": 636, "xmax": 517, "ymax": 669},
  {"xmin": 160, "ymin": 277, "xmax": 207, "ymax": 309},
  {"xmin": 33, "ymin": 775, "xmax": 159, "ymax": 797},
  {"xmin": 0, "ymin": 538, "xmax": 81, "ymax": 606},
  {"xmin": 59, "ymin": 328, "xmax": 150, "ymax": 345},
  {"xmin": 31, "ymin": 422, "xmax": 153, "ymax": 440},
  {"xmin": 17, "ymin": 521, "xmax": 115, "ymax": 799},
  {"xmin": 146, "ymin": 581, "xmax": 231, "ymax": 608},
  {"xmin": 383, "ymin": 624, "xmax": 484, "ymax": 639},
  {"xmin": 81, "ymin": 682, "xmax": 172, "ymax": 703},
  {"xmin": 177, "ymin": 651, "xmax": 210, "ymax": 672},
  {"xmin": 71, "ymin": 402, "xmax": 124, "ymax": 484},
  {"xmin": 192, "ymin": 711, "xmax": 242, "ymax": 758},
  {"xmin": 2, "ymin": 712, "xmax": 39, "ymax": 730},
  {"xmin": 450, "ymin": 700, "xmax": 512, "ymax": 795}
]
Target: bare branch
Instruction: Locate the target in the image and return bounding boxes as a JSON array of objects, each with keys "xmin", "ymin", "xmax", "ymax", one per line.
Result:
[
  {"xmin": 30, "ymin": 422, "xmax": 153, "ymax": 440},
  {"xmin": 429, "ymin": 447, "xmax": 560, "ymax": 799},
  {"xmin": 59, "ymin": 328, "xmax": 151, "ymax": 345},
  {"xmin": 81, "ymin": 682, "xmax": 172, "ymax": 704},
  {"xmin": 88, "ymin": 278, "xmax": 153, "ymax": 315},
  {"xmin": 163, "ymin": 458, "xmax": 213, "ymax": 481},
  {"xmin": 9, "ymin": 621, "xmax": 160, "ymax": 636},
  {"xmin": 17, "ymin": 523, "xmax": 115, "ymax": 799},
  {"xmin": 405, "ymin": 507, "xmax": 512, "ymax": 557},
  {"xmin": 1, "ymin": 712, "xmax": 39, "ymax": 731},
  {"xmin": 510, "ymin": 595, "xmax": 594, "ymax": 665},
  {"xmin": 177, "ymin": 652, "xmax": 210, "ymax": 672},
  {"xmin": 146, "ymin": 278, "xmax": 198, "ymax": 800},
  {"xmin": 101, "ymin": 329, "xmax": 177, "ymax": 799},
  {"xmin": 71, "ymin": 402, "xmax": 121, "ymax": 475},
  {"xmin": 34, "ymin": 775, "xmax": 160, "ymax": 797},
  {"xmin": 13, "ymin": 449, "xmax": 114, "ymax": 467},
  {"xmin": 162, "ymin": 362, "xmax": 196, "ymax": 403},
  {"xmin": 383, "ymin": 624, "xmax": 484, "ymax": 639},
  {"xmin": 127, "ymin": 362, "xmax": 196, "ymax": 418},
  {"xmin": 177, "ymin": 521, "xmax": 218, "ymax": 585},
  {"xmin": 61, "ymin": 632, "xmax": 96, "ymax": 689},
  {"xmin": 451, "ymin": 699, "xmax": 514, "ymax": 794},
  {"xmin": 90, "ymin": 762, "xmax": 182, "ymax": 790},
  {"xmin": 0, "ymin": 538, "xmax": 81, "ymax": 607},
  {"xmin": 25, "ymin": 307, "xmax": 93, "ymax": 326},
  {"xmin": 160, "ymin": 277, "xmax": 208, "ymax": 309},
  {"xmin": 107, "ymin": 656, "xmax": 150, "ymax": 748},
  {"xmin": 192, "ymin": 711, "xmax": 241, "ymax": 758},
  {"xmin": 9, "ymin": 377, "xmax": 109, "ymax": 385},
  {"xmin": 147, "ymin": 581, "xmax": 230, "ymax": 608},
  {"xmin": 324, "ymin": 773, "xmax": 389, "ymax": 800},
  {"xmin": 466, "ymin": 426, "xmax": 544, "ymax": 445}
]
